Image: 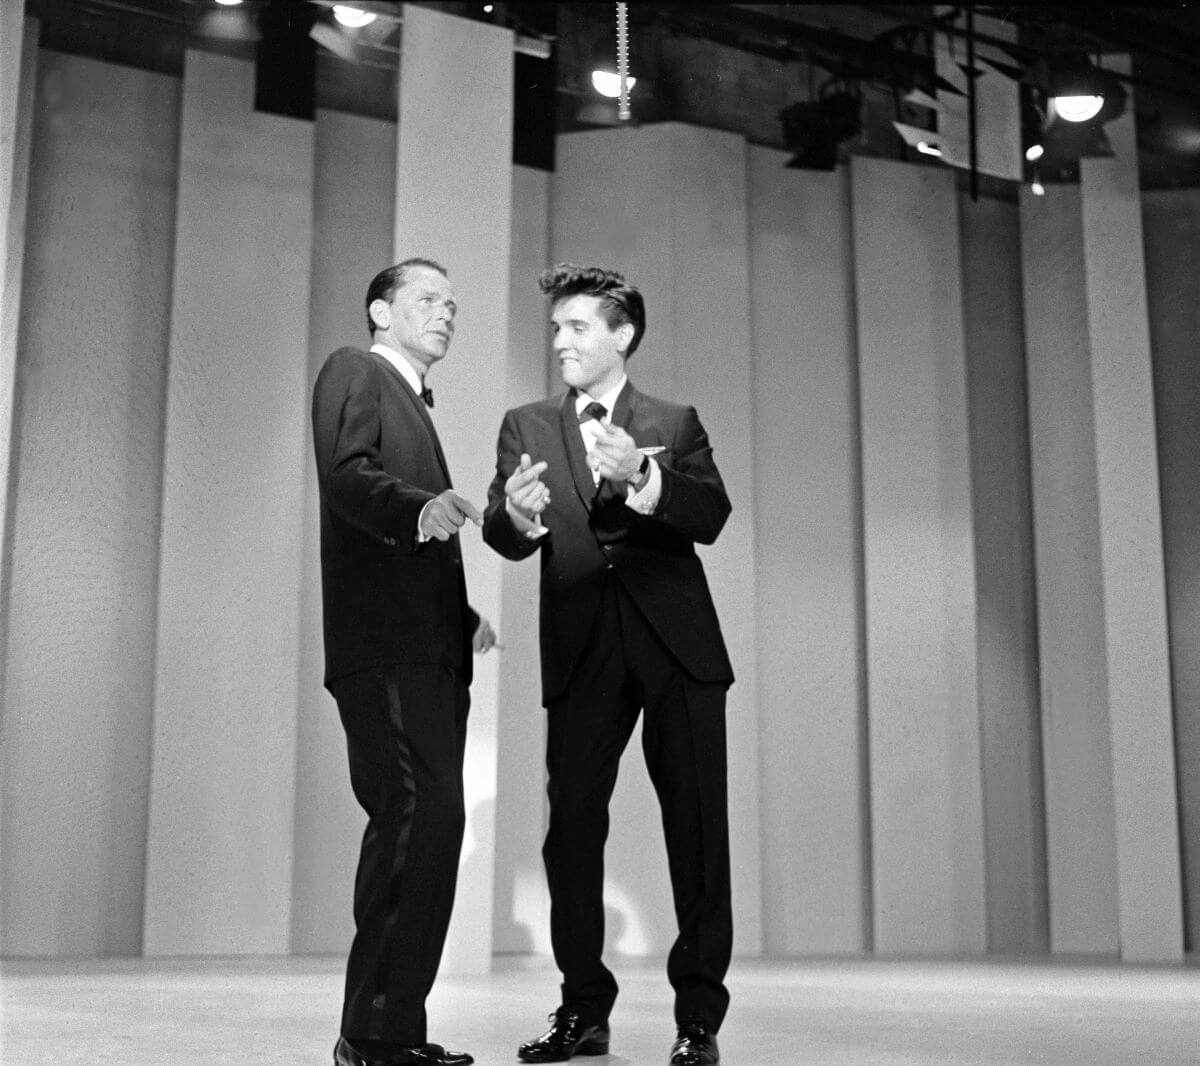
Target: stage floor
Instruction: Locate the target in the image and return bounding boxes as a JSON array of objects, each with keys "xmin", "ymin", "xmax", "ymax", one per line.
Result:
[{"xmin": 2, "ymin": 953, "xmax": 1197, "ymax": 1065}]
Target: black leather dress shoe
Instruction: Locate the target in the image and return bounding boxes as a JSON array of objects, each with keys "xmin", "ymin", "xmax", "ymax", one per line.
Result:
[
  {"xmin": 517, "ymin": 1007, "xmax": 611, "ymax": 1062},
  {"xmin": 334, "ymin": 1035, "xmax": 474, "ymax": 1066},
  {"xmin": 668, "ymin": 1022, "xmax": 719, "ymax": 1065}
]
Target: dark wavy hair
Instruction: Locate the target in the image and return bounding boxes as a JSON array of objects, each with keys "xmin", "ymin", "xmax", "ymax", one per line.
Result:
[
  {"xmin": 538, "ymin": 263, "xmax": 646, "ymax": 357},
  {"xmin": 364, "ymin": 257, "xmax": 448, "ymax": 334}
]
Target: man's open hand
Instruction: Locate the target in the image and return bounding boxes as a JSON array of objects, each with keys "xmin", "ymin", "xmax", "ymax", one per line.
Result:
[
  {"xmin": 591, "ymin": 425, "xmax": 642, "ymax": 483},
  {"xmin": 505, "ymin": 453, "xmax": 551, "ymax": 522}
]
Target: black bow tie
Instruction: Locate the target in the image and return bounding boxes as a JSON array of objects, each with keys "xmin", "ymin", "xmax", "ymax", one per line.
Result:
[
  {"xmin": 578, "ymin": 401, "xmax": 607, "ymax": 424},
  {"xmin": 420, "ymin": 387, "xmax": 434, "ymax": 409}
]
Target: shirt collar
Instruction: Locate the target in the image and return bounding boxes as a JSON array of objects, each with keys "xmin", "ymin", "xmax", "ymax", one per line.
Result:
[
  {"xmin": 574, "ymin": 374, "xmax": 628, "ymax": 421},
  {"xmin": 370, "ymin": 342, "xmax": 424, "ymax": 398}
]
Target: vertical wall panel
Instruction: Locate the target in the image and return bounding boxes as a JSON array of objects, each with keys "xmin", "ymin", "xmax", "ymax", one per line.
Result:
[
  {"xmin": 959, "ymin": 194, "xmax": 1047, "ymax": 953},
  {"xmin": 550, "ymin": 126, "xmax": 676, "ymax": 956},
  {"xmin": 1144, "ymin": 188, "xmax": 1200, "ymax": 953},
  {"xmin": 291, "ymin": 110, "xmax": 396, "ymax": 954},
  {"xmin": 0, "ymin": 1, "xmax": 27, "ymax": 285},
  {"xmin": 1, "ymin": 54, "xmax": 178, "ymax": 955},
  {"xmin": 493, "ymin": 164, "xmax": 552, "ymax": 956},
  {"xmin": 0, "ymin": 12, "xmax": 35, "ymax": 693},
  {"xmin": 852, "ymin": 156, "xmax": 985, "ymax": 954},
  {"xmin": 553, "ymin": 123, "xmax": 763, "ymax": 958},
  {"xmin": 143, "ymin": 51, "xmax": 312, "ymax": 955},
  {"xmin": 1020, "ymin": 185, "xmax": 1119, "ymax": 954},
  {"xmin": 1080, "ymin": 69, "xmax": 1183, "ymax": 962},
  {"xmin": 665, "ymin": 124, "xmax": 763, "ymax": 957},
  {"xmin": 749, "ymin": 148, "xmax": 868, "ymax": 955},
  {"xmin": 392, "ymin": 2, "xmax": 513, "ymax": 975}
]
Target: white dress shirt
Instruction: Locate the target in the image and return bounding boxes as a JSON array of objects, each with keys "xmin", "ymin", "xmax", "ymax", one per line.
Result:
[{"xmin": 371, "ymin": 342, "xmax": 425, "ymax": 397}]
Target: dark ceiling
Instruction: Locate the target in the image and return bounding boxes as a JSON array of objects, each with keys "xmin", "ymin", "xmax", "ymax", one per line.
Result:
[{"xmin": 22, "ymin": 1, "xmax": 1200, "ymax": 190}]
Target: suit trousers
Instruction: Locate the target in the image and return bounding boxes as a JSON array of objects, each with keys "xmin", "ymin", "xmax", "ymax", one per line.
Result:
[
  {"xmin": 544, "ymin": 576, "xmax": 732, "ymax": 1031},
  {"xmin": 331, "ymin": 663, "xmax": 470, "ymax": 1047}
]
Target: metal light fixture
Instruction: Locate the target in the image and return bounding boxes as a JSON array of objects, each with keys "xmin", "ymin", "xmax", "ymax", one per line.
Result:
[
  {"xmin": 592, "ymin": 70, "xmax": 637, "ymax": 99},
  {"xmin": 332, "ymin": 6, "xmax": 376, "ymax": 29},
  {"xmin": 1047, "ymin": 53, "xmax": 1126, "ymax": 125},
  {"xmin": 781, "ymin": 90, "xmax": 862, "ymax": 170}
]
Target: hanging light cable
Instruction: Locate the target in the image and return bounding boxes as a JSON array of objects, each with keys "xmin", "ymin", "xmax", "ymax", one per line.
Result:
[{"xmin": 616, "ymin": 2, "xmax": 631, "ymax": 121}]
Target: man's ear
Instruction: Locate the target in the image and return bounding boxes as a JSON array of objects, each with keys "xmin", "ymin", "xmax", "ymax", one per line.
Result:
[
  {"xmin": 616, "ymin": 321, "xmax": 635, "ymax": 355},
  {"xmin": 368, "ymin": 298, "xmax": 390, "ymax": 332}
]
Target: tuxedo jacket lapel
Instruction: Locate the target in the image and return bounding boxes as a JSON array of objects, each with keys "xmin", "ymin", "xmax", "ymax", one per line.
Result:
[
  {"xmin": 609, "ymin": 379, "xmax": 636, "ymax": 431},
  {"xmin": 372, "ymin": 352, "xmax": 453, "ymax": 486},
  {"xmin": 558, "ymin": 381, "xmax": 645, "ymax": 513},
  {"xmin": 594, "ymin": 381, "xmax": 639, "ymax": 506},
  {"xmin": 559, "ymin": 391, "xmax": 598, "ymax": 509}
]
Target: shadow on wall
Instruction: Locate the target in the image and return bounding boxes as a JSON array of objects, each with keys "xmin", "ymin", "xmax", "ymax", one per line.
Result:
[{"xmin": 603, "ymin": 882, "xmax": 651, "ymax": 957}]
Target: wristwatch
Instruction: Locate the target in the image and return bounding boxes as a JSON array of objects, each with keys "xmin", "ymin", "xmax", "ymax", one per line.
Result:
[{"xmin": 629, "ymin": 453, "xmax": 651, "ymax": 492}]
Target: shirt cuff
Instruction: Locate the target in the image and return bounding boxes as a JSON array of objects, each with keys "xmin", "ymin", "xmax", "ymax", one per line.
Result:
[
  {"xmin": 625, "ymin": 458, "xmax": 662, "ymax": 514},
  {"xmin": 506, "ymin": 498, "xmax": 549, "ymax": 539},
  {"xmin": 416, "ymin": 498, "xmax": 435, "ymax": 544}
]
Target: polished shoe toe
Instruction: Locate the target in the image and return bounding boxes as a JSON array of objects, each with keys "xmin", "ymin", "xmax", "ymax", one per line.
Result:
[
  {"xmin": 517, "ymin": 1007, "xmax": 611, "ymax": 1062},
  {"xmin": 668, "ymin": 1023, "xmax": 719, "ymax": 1066},
  {"xmin": 334, "ymin": 1035, "xmax": 474, "ymax": 1066}
]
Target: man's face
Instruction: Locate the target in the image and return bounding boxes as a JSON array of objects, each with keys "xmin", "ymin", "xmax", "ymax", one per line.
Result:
[
  {"xmin": 374, "ymin": 265, "xmax": 457, "ymax": 370},
  {"xmin": 551, "ymin": 294, "xmax": 630, "ymax": 397}
]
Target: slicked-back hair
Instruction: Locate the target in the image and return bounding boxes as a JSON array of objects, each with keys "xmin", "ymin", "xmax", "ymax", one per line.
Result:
[
  {"xmin": 365, "ymin": 257, "xmax": 448, "ymax": 334},
  {"xmin": 538, "ymin": 262, "xmax": 646, "ymax": 357}
]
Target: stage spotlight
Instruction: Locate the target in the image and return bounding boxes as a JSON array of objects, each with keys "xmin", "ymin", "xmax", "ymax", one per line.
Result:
[
  {"xmin": 1025, "ymin": 143, "xmax": 1044, "ymax": 162},
  {"xmin": 332, "ymin": 5, "xmax": 376, "ymax": 28},
  {"xmin": 592, "ymin": 70, "xmax": 637, "ymax": 99},
  {"xmin": 1047, "ymin": 54, "xmax": 1127, "ymax": 125},
  {"xmin": 1031, "ymin": 180, "xmax": 1045, "ymax": 196},
  {"xmin": 780, "ymin": 91, "xmax": 862, "ymax": 170},
  {"xmin": 1053, "ymin": 95, "xmax": 1102, "ymax": 123},
  {"xmin": 215, "ymin": 0, "xmax": 243, "ymax": 6}
]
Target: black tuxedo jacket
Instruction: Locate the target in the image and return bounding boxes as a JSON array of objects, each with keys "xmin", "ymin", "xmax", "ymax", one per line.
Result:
[
  {"xmin": 312, "ymin": 346, "xmax": 476, "ymax": 690},
  {"xmin": 483, "ymin": 381, "xmax": 733, "ymax": 705}
]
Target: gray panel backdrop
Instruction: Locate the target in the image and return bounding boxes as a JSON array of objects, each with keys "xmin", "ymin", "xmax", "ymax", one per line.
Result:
[{"xmin": 0, "ymin": 31, "xmax": 1194, "ymax": 966}]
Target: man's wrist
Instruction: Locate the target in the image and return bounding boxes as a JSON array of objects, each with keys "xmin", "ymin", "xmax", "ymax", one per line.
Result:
[
  {"xmin": 627, "ymin": 453, "xmax": 651, "ymax": 492},
  {"xmin": 416, "ymin": 498, "xmax": 435, "ymax": 543},
  {"xmin": 505, "ymin": 497, "xmax": 548, "ymax": 538}
]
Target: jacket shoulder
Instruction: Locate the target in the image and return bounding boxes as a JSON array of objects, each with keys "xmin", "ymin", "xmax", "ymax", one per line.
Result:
[
  {"xmin": 631, "ymin": 388, "xmax": 694, "ymax": 421},
  {"xmin": 314, "ymin": 346, "xmax": 380, "ymax": 396},
  {"xmin": 319, "ymin": 346, "xmax": 372, "ymax": 374}
]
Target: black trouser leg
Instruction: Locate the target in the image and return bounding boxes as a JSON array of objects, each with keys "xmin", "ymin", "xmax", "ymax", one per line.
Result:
[
  {"xmin": 543, "ymin": 591, "xmax": 637, "ymax": 1024},
  {"xmin": 620, "ymin": 593, "xmax": 733, "ymax": 1033},
  {"xmin": 333, "ymin": 664, "xmax": 469, "ymax": 1047}
]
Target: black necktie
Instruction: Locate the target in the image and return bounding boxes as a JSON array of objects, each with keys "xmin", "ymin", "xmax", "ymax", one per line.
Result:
[
  {"xmin": 420, "ymin": 387, "xmax": 434, "ymax": 409},
  {"xmin": 579, "ymin": 401, "xmax": 607, "ymax": 424}
]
